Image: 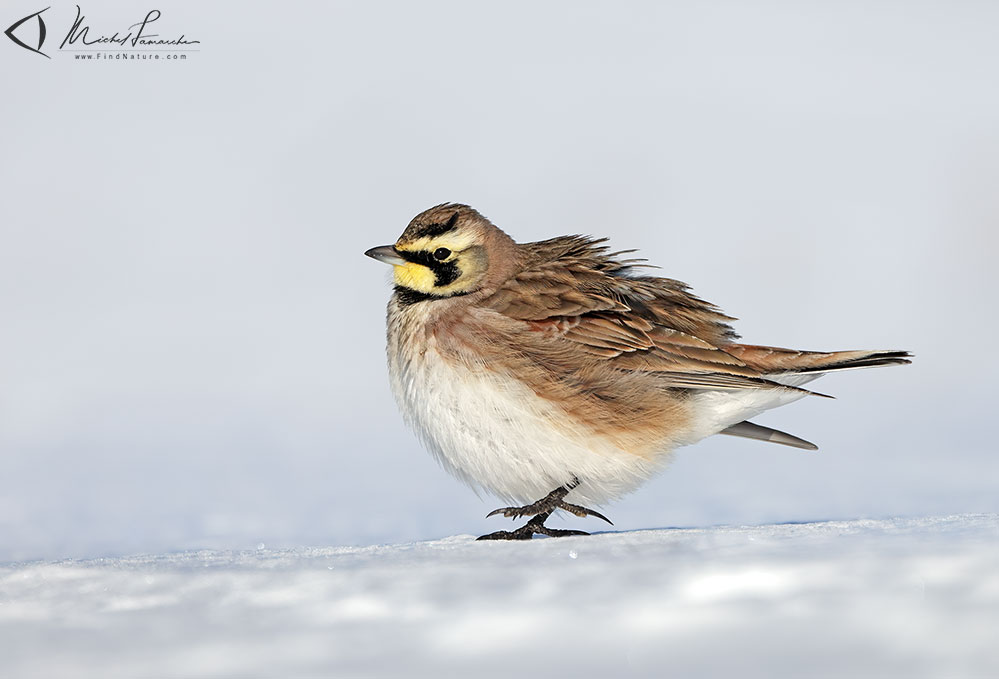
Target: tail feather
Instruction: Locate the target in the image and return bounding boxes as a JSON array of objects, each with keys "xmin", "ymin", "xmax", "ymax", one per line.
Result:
[
  {"xmin": 788, "ymin": 350, "xmax": 912, "ymax": 374},
  {"xmin": 725, "ymin": 345, "xmax": 912, "ymax": 376}
]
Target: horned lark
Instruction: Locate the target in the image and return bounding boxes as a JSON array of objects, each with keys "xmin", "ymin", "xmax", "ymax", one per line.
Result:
[{"xmin": 365, "ymin": 204, "xmax": 911, "ymax": 540}]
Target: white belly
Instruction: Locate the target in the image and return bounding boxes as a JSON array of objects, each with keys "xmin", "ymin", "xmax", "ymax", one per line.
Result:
[{"xmin": 388, "ymin": 343, "xmax": 662, "ymax": 506}]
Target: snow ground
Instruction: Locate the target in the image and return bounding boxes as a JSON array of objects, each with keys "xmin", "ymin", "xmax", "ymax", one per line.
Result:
[{"xmin": 1, "ymin": 514, "xmax": 996, "ymax": 679}]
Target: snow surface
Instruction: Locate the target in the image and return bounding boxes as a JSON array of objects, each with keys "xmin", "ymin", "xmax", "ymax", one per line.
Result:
[{"xmin": 2, "ymin": 515, "xmax": 997, "ymax": 678}]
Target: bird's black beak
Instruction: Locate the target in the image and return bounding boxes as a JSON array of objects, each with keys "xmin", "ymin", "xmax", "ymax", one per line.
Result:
[{"xmin": 364, "ymin": 245, "xmax": 406, "ymax": 266}]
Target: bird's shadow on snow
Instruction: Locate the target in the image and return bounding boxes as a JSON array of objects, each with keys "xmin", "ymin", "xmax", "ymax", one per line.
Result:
[{"xmin": 520, "ymin": 516, "xmax": 848, "ymax": 540}]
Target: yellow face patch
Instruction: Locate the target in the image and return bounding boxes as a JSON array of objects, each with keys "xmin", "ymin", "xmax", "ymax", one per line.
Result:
[
  {"xmin": 390, "ymin": 232, "xmax": 487, "ymax": 297},
  {"xmin": 392, "ymin": 261, "xmax": 437, "ymax": 292},
  {"xmin": 391, "ymin": 236, "xmax": 462, "ymax": 294}
]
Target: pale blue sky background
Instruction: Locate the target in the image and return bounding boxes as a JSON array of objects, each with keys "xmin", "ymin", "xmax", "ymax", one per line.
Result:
[{"xmin": 1, "ymin": 1, "xmax": 996, "ymax": 561}]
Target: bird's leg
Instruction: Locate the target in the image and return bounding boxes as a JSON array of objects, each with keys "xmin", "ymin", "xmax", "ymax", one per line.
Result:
[{"xmin": 477, "ymin": 478, "xmax": 613, "ymax": 541}]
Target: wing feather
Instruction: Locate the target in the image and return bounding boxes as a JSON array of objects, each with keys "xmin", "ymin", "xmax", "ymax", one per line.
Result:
[{"xmin": 479, "ymin": 236, "xmax": 801, "ymax": 393}]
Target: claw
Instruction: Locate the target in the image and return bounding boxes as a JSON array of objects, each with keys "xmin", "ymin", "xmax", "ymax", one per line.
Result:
[
  {"xmin": 485, "ymin": 505, "xmax": 541, "ymax": 519},
  {"xmin": 559, "ymin": 501, "xmax": 614, "ymax": 525},
  {"xmin": 536, "ymin": 527, "xmax": 590, "ymax": 538},
  {"xmin": 477, "ymin": 529, "xmax": 535, "ymax": 541}
]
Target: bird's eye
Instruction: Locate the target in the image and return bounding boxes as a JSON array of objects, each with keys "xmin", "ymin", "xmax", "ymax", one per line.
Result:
[{"xmin": 433, "ymin": 247, "xmax": 451, "ymax": 261}]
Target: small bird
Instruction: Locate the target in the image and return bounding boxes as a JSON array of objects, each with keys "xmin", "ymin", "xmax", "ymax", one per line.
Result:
[{"xmin": 365, "ymin": 204, "xmax": 910, "ymax": 540}]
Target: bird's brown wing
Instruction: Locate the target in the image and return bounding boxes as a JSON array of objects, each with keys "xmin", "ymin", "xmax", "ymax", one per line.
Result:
[{"xmin": 480, "ymin": 236, "xmax": 811, "ymax": 393}]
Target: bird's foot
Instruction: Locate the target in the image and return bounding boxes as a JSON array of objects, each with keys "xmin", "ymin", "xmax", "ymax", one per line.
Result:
[
  {"xmin": 477, "ymin": 480, "xmax": 613, "ymax": 541},
  {"xmin": 484, "ymin": 481, "xmax": 613, "ymax": 525},
  {"xmin": 476, "ymin": 511, "xmax": 591, "ymax": 540}
]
